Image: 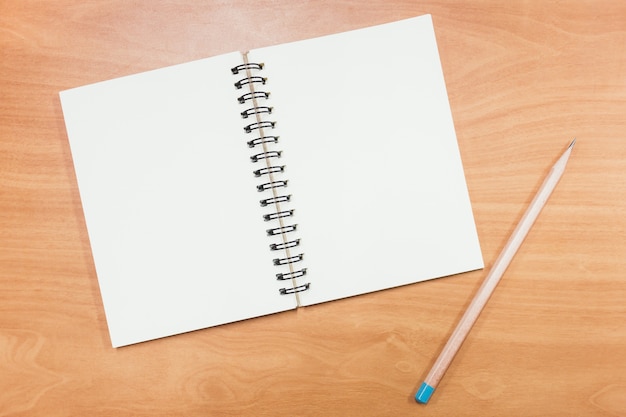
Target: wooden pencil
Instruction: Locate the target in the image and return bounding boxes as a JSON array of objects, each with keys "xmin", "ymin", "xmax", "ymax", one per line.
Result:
[{"xmin": 415, "ymin": 139, "xmax": 576, "ymax": 404}]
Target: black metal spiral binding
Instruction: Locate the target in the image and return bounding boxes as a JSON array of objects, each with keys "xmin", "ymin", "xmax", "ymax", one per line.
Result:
[
  {"xmin": 279, "ymin": 283, "xmax": 310, "ymax": 295},
  {"xmin": 263, "ymin": 209, "xmax": 294, "ymax": 222},
  {"xmin": 244, "ymin": 121, "xmax": 275, "ymax": 133},
  {"xmin": 276, "ymin": 268, "xmax": 307, "ymax": 281},
  {"xmin": 241, "ymin": 106, "xmax": 272, "ymax": 119},
  {"xmin": 232, "ymin": 60, "xmax": 309, "ymax": 297},
  {"xmin": 234, "ymin": 76, "xmax": 266, "ymax": 90},
  {"xmin": 257, "ymin": 180, "xmax": 288, "ymax": 192},
  {"xmin": 238, "ymin": 91, "xmax": 270, "ymax": 104},
  {"xmin": 260, "ymin": 194, "xmax": 291, "ymax": 207},
  {"xmin": 250, "ymin": 150, "xmax": 281, "ymax": 162},
  {"xmin": 273, "ymin": 254, "xmax": 304, "ymax": 266},
  {"xmin": 270, "ymin": 239, "xmax": 300, "ymax": 251},
  {"xmin": 253, "ymin": 165, "xmax": 284, "ymax": 177},
  {"xmin": 247, "ymin": 135, "xmax": 279, "ymax": 148},
  {"xmin": 266, "ymin": 224, "xmax": 297, "ymax": 236},
  {"xmin": 231, "ymin": 62, "xmax": 264, "ymax": 74}
]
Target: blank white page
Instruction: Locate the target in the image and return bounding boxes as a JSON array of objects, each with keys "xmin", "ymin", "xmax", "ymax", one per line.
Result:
[
  {"xmin": 61, "ymin": 52, "xmax": 296, "ymax": 347},
  {"xmin": 247, "ymin": 14, "xmax": 483, "ymax": 306}
]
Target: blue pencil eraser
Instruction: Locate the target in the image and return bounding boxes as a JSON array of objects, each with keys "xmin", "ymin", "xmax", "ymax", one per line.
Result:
[{"xmin": 415, "ymin": 382, "xmax": 435, "ymax": 404}]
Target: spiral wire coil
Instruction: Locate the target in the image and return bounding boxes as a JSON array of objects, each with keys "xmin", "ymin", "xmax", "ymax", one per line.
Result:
[{"xmin": 232, "ymin": 60, "xmax": 310, "ymax": 298}]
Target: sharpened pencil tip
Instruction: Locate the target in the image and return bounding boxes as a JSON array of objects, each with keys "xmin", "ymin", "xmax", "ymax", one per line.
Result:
[{"xmin": 569, "ymin": 138, "xmax": 576, "ymax": 148}]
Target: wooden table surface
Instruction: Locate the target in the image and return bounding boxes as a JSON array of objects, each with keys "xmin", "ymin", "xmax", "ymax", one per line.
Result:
[{"xmin": 1, "ymin": 1, "xmax": 625, "ymax": 416}]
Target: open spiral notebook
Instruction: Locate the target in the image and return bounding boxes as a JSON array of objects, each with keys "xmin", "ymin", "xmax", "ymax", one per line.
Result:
[{"xmin": 60, "ymin": 14, "xmax": 483, "ymax": 347}]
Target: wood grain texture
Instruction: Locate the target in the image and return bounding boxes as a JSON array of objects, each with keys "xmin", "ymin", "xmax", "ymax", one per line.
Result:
[{"xmin": 1, "ymin": 1, "xmax": 625, "ymax": 416}]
